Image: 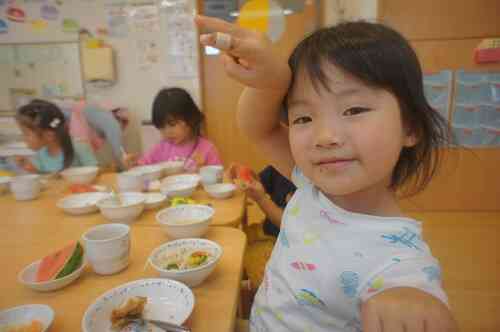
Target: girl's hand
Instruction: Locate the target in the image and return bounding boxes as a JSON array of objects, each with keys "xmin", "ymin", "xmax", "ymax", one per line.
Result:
[
  {"xmin": 195, "ymin": 15, "xmax": 291, "ymax": 92},
  {"xmin": 15, "ymin": 156, "xmax": 36, "ymax": 173},
  {"xmin": 192, "ymin": 151, "xmax": 204, "ymax": 169},
  {"xmin": 225, "ymin": 163, "xmax": 239, "ymax": 183},
  {"xmin": 362, "ymin": 287, "xmax": 458, "ymax": 332},
  {"xmin": 242, "ymin": 178, "xmax": 266, "ymax": 203},
  {"xmin": 122, "ymin": 153, "xmax": 138, "ymax": 169}
]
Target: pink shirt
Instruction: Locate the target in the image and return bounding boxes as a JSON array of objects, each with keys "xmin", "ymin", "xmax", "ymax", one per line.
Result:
[{"xmin": 138, "ymin": 137, "xmax": 222, "ymax": 171}]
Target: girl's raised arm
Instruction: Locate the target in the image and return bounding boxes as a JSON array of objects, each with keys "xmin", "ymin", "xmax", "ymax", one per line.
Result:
[{"xmin": 196, "ymin": 15, "xmax": 294, "ymax": 178}]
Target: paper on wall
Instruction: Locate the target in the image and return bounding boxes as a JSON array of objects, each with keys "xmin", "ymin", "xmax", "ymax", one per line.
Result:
[
  {"xmin": 135, "ymin": 38, "xmax": 160, "ymax": 70},
  {"xmin": 129, "ymin": 4, "xmax": 160, "ymax": 34}
]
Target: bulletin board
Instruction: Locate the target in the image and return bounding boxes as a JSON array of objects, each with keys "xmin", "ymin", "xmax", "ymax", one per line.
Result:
[
  {"xmin": 0, "ymin": 42, "xmax": 84, "ymax": 113},
  {"xmin": 0, "ymin": 0, "xmax": 201, "ymax": 122}
]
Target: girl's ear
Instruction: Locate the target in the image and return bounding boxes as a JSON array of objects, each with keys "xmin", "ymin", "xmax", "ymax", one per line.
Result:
[{"xmin": 403, "ymin": 129, "xmax": 418, "ymax": 147}]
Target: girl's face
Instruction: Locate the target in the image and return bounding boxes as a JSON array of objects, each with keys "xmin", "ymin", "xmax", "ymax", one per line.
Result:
[
  {"xmin": 287, "ymin": 65, "xmax": 416, "ymax": 201},
  {"xmin": 160, "ymin": 118, "xmax": 194, "ymax": 145},
  {"xmin": 19, "ymin": 125, "xmax": 46, "ymax": 151}
]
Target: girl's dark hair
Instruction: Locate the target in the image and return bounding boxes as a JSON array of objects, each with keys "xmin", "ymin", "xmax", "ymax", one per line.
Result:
[
  {"xmin": 286, "ymin": 21, "xmax": 450, "ymax": 196},
  {"xmin": 152, "ymin": 87, "xmax": 204, "ymax": 137},
  {"xmin": 16, "ymin": 99, "xmax": 74, "ymax": 169}
]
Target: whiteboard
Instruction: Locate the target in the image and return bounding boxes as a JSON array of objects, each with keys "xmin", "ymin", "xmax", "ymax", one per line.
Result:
[{"xmin": 0, "ymin": 42, "xmax": 84, "ymax": 113}]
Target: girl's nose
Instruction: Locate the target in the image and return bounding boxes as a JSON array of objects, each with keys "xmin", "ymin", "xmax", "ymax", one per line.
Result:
[{"xmin": 314, "ymin": 117, "xmax": 344, "ymax": 149}]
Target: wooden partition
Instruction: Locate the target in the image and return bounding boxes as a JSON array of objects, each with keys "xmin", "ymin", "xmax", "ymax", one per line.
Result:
[{"xmin": 379, "ymin": 0, "xmax": 500, "ymax": 211}]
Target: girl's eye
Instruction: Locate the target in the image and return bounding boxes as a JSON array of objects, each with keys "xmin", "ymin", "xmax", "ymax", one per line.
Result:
[
  {"xmin": 292, "ymin": 116, "xmax": 312, "ymax": 125},
  {"xmin": 343, "ymin": 107, "xmax": 370, "ymax": 116}
]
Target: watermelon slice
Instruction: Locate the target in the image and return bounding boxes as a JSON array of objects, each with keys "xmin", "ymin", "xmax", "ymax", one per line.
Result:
[
  {"xmin": 36, "ymin": 242, "xmax": 84, "ymax": 282},
  {"xmin": 238, "ymin": 166, "xmax": 253, "ymax": 183}
]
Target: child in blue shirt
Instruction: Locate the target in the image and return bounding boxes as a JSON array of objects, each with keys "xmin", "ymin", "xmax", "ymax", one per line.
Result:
[{"xmin": 15, "ymin": 100, "xmax": 98, "ymax": 173}]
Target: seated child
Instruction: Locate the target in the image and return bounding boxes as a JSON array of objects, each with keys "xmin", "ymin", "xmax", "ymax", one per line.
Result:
[
  {"xmin": 230, "ymin": 164, "xmax": 296, "ymax": 290},
  {"xmin": 15, "ymin": 100, "xmax": 98, "ymax": 173},
  {"xmin": 124, "ymin": 87, "xmax": 222, "ymax": 172}
]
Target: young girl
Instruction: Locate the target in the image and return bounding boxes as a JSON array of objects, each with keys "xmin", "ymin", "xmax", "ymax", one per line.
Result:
[
  {"xmin": 124, "ymin": 87, "xmax": 222, "ymax": 172},
  {"xmin": 197, "ymin": 16, "xmax": 457, "ymax": 332},
  {"xmin": 15, "ymin": 100, "xmax": 98, "ymax": 173}
]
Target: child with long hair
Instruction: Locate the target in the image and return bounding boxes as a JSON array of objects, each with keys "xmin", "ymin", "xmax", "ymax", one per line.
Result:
[
  {"xmin": 124, "ymin": 87, "xmax": 222, "ymax": 171},
  {"xmin": 15, "ymin": 100, "xmax": 98, "ymax": 173},
  {"xmin": 197, "ymin": 16, "xmax": 457, "ymax": 332}
]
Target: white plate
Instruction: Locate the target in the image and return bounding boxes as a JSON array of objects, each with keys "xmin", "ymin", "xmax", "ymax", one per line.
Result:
[
  {"xmin": 82, "ymin": 278, "xmax": 194, "ymax": 332},
  {"xmin": 0, "ymin": 304, "xmax": 54, "ymax": 332},
  {"xmin": 57, "ymin": 192, "xmax": 111, "ymax": 215}
]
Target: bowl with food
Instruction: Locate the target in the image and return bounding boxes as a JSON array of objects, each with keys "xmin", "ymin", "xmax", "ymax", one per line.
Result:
[
  {"xmin": 96, "ymin": 192, "xmax": 146, "ymax": 224},
  {"xmin": 18, "ymin": 241, "xmax": 85, "ymax": 292},
  {"xmin": 156, "ymin": 204, "xmax": 214, "ymax": 239},
  {"xmin": 82, "ymin": 279, "xmax": 194, "ymax": 332},
  {"xmin": 0, "ymin": 304, "xmax": 54, "ymax": 332},
  {"xmin": 148, "ymin": 238, "xmax": 222, "ymax": 287},
  {"xmin": 60, "ymin": 166, "xmax": 99, "ymax": 185}
]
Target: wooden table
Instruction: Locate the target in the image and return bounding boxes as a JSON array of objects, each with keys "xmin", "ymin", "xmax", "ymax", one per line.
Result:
[
  {"xmin": 406, "ymin": 211, "xmax": 500, "ymax": 332},
  {"xmin": 0, "ymin": 172, "xmax": 248, "ymax": 332},
  {"xmin": 2, "ymin": 173, "xmax": 246, "ymax": 228}
]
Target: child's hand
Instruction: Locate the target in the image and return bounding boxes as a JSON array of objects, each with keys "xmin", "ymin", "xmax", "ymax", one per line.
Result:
[
  {"xmin": 225, "ymin": 163, "xmax": 240, "ymax": 183},
  {"xmin": 15, "ymin": 156, "xmax": 36, "ymax": 173},
  {"xmin": 196, "ymin": 15, "xmax": 291, "ymax": 92},
  {"xmin": 192, "ymin": 151, "xmax": 204, "ymax": 169},
  {"xmin": 242, "ymin": 178, "xmax": 266, "ymax": 203},
  {"xmin": 122, "ymin": 153, "xmax": 138, "ymax": 169},
  {"xmin": 361, "ymin": 287, "xmax": 458, "ymax": 332}
]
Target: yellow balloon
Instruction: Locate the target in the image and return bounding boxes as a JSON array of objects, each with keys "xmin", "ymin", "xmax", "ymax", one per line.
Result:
[{"xmin": 237, "ymin": 0, "xmax": 270, "ymax": 33}]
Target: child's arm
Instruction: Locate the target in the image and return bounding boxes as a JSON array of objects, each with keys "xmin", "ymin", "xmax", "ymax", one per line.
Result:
[
  {"xmin": 196, "ymin": 15, "xmax": 294, "ymax": 179},
  {"xmin": 362, "ymin": 287, "xmax": 457, "ymax": 332},
  {"xmin": 359, "ymin": 256, "xmax": 458, "ymax": 332},
  {"xmin": 245, "ymin": 180, "xmax": 283, "ymax": 228}
]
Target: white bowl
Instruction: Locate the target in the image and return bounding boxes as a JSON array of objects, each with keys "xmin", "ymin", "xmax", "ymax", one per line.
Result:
[
  {"xmin": 156, "ymin": 204, "xmax": 214, "ymax": 239},
  {"xmin": 145, "ymin": 192, "xmax": 167, "ymax": 210},
  {"xmin": 82, "ymin": 278, "xmax": 194, "ymax": 332},
  {"xmin": 161, "ymin": 174, "xmax": 201, "ymax": 186},
  {"xmin": 116, "ymin": 171, "xmax": 145, "ymax": 192},
  {"xmin": 129, "ymin": 164, "xmax": 164, "ymax": 182},
  {"xmin": 57, "ymin": 192, "xmax": 111, "ymax": 215},
  {"xmin": 0, "ymin": 304, "xmax": 54, "ymax": 332},
  {"xmin": 199, "ymin": 165, "xmax": 224, "ymax": 186},
  {"xmin": 61, "ymin": 166, "xmax": 99, "ymax": 185},
  {"xmin": 204, "ymin": 183, "xmax": 237, "ymax": 199},
  {"xmin": 149, "ymin": 238, "xmax": 222, "ymax": 287},
  {"xmin": 160, "ymin": 181, "xmax": 198, "ymax": 198},
  {"xmin": 10, "ymin": 174, "xmax": 41, "ymax": 201},
  {"xmin": 159, "ymin": 160, "xmax": 185, "ymax": 176},
  {"xmin": 160, "ymin": 174, "xmax": 200, "ymax": 198},
  {"xmin": 97, "ymin": 192, "xmax": 146, "ymax": 224},
  {"xmin": 18, "ymin": 256, "xmax": 86, "ymax": 292},
  {"xmin": 0, "ymin": 176, "xmax": 11, "ymax": 194}
]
